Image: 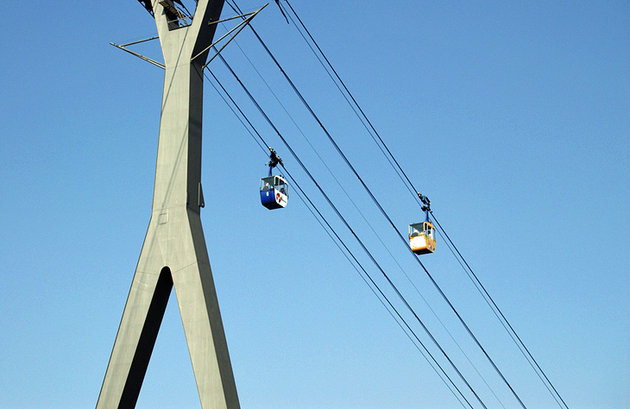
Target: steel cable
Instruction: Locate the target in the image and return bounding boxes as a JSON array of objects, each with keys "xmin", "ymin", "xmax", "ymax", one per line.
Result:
[
  {"xmin": 224, "ymin": 2, "xmax": 528, "ymax": 406},
  {"xmin": 279, "ymin": 2, "xmax": 570, "ymax": 407},
  {"xmin": 210, "ymin": 50, "xmax": 491, "ymax": 409},
  {"xmin": 219, "ymin": 20, "xmax": 508, "ymax": 409},
  {"xmin": 205, "ymin": 68, "xmax": 475, "ymax": 409}
]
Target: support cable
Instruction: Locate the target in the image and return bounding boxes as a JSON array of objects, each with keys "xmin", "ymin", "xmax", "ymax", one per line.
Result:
[
  {"xmin": 280, "ymin": 2, "xmax": 570, "ymax": 408},
  {"xmin": 225, "ymin": 2, "xmax": 528, "ymax": 407},
  {"xmin": 209, "ymin": 54, "xmax": 490, "ymax": 409},
  {"xmin": 205, "ymin": 69, "xmax": 474, "ymax": 409}
]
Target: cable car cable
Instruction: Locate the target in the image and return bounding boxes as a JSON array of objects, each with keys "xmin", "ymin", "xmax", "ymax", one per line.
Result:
[
  {"xmin": 208, "ymin": 68, "xmax": 423, "ymax": 373},
  {"xmin": 217, "ymin": 18, "xmax": 507, "ymax": 408},
  {"xmin": 279, "ymin": 0, "xmax": 423, "ymax": 207},
  {"xmin": 222, "ymin": 6, "xmax": 529, "ymax": 406},
  {"xmin": 239, "ymin": 2, "xmax": 556, "ymax": 406},
  {"xmin": 284, "ymin": 20, "xmax": 418, "ymax": 202},
  {"xmin": 430, "ymin": 213, "xmax": 571, "ymax": 409},
  {"xmin": 430, "ymin": 212, "xmax": 559, "ymax": 408},
  {"xmin": 207, "ymin": 65, "xmax": 503, "ymax": 408},
  {"xmin": 219, "ymin": 24, "xmax": 419, "ymax": 277},
  {"xmin": 224, "ymin": 5, "xmax": 527, "ymax": 405},
  {"xmin": 279, "ymin": 3, "xmax": 572, "ymax": 407},
  {"xmin": 205, "ymin": 69, "xmax": 476, "ymax": 409},
  {"xmin": 282, "ymin": 167, "xmax": 475, "ymax": 409},
  {"xmin": 206, "ymin": 73, "xmax": 268, "ymax": 154},
  {"xmin": 209, "ymin": 54, "xmax": 491, "ymax": 409}
]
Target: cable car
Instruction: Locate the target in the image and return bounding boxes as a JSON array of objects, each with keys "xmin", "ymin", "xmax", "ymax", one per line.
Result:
[
  {"xmin": 260, "ymin": 175, "xmax": 288, "ymax": 209},
  {"xmin": 409, "ymin": 193, "xmax": 435, "ymax": 254},
  {"xmin": 260, "ymin": 147, "xmax": 288, "ymax": 210},
  {"xmin": 409, "ymin": 221, "xmax": 436, "ymax": 254}
]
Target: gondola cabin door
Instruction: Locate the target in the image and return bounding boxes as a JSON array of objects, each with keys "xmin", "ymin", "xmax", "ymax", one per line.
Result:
[
  {"xmin": 260, "ymin": 175, "xmax": 288, "ymax": 210},
  {"xmin": 409, "ymin": 221, "xmax": 436, "ymax": 254}
]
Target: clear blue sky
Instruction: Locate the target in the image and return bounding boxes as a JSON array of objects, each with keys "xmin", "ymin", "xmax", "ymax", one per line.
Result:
[{"xmin": 0, "ymin": 1, "xmax": 628, "ymax": 408}]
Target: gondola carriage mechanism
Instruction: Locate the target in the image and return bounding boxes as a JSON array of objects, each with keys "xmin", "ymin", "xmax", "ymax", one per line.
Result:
[{"xmin": 260, "ymin": 147, "xmax": 288, "ymax": 210}]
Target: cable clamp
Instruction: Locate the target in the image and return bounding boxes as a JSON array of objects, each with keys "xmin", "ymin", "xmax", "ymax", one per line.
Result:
[
  {"xmin": 267, "ymin": 146, "xmax": 283, "ymax": 168},
  {"xmin": 418, "ymin": 192, "xmax": 431, "ymax": 212}
]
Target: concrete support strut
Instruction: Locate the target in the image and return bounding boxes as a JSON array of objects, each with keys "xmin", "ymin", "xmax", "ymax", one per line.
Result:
[{"xmin": 96, "ymin": 1, "xmax": 240, "ymax": 408}]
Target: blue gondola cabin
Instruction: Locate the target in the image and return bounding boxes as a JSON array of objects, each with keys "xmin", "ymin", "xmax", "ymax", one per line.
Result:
[
  {"xmin": 260, "ymin": 175, "xmax": 288, "ymax": 210},
  {"xmin": 409, "ymin": 221, "xmax": 436, "ymax": 255}
]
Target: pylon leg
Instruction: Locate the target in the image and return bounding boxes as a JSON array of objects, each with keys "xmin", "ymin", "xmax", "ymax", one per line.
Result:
[
  {"xmin": 96, "ymin": 211, "xmax": 240, "ymax": 409},
  {"xmin": 171, "ymin": 212, "xmax": 240, "ymax": 409},
  {"xmin": 96, "ymin": 225, "xmax": 173, "ymax": 409}
]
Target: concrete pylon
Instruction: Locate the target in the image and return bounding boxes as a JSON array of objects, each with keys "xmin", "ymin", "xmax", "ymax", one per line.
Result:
[{"xmin": 96, "ymin": 1, "xmax": 240, "ymax": 408}]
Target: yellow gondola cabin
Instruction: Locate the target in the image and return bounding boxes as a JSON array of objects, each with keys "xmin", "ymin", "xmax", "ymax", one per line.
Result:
[{"xmin": 408, "ymin": 221, "xmax": 436, "ymax": 255}]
